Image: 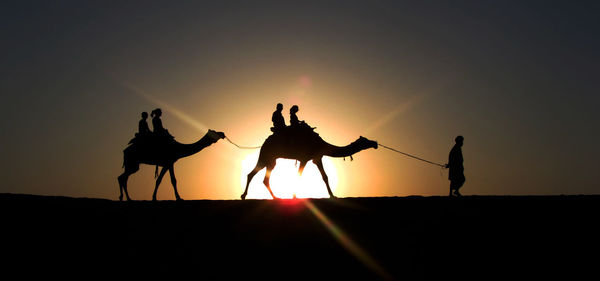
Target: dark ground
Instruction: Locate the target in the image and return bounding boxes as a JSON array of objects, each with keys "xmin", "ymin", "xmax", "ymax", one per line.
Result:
[{"xmin": 1, "ymin": 194, "xmax": 598, "ymax": 279}]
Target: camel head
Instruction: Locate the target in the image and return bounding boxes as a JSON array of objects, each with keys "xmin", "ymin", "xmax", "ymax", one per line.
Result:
[
  {"xmin": 207, "ymin": 129, "xmax": 226, "ymax": 141},
  {"xmin": 355, "ymin": 136, "xmax": 379, "ymax": 150}
]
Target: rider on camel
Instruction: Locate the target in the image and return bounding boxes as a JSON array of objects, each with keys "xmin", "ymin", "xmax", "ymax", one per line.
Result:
[
  {"xmin": 290, "ymin": 105, "xmax": 301, "ymax": 127},
  {"xmin": 272, "ymin": 103, "xmax": 286, "ymax": 133}
]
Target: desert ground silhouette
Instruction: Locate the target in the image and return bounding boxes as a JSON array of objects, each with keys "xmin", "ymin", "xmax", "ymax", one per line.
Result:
[{"xmin": 2, "ymin": 193, "xmax": 598, "ymax": 279}]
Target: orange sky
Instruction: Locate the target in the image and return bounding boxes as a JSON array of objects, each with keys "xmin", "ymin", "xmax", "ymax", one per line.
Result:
[{"xmin": 116, "ymin": 74, "xmax": 448, "ymax": 200}]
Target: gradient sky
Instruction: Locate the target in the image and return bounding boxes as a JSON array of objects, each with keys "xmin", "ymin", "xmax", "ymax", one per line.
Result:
[{"xmin": 2, "ymin": 1, "xmax": 599, "ymax": 199}]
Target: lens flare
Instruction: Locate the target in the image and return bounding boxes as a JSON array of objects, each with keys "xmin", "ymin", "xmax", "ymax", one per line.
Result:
[
  {"xmin": 123, "ymin": 82, "xmax": 209, "ymax": 133},
  {"xmin": 364, "ymin": 94, "xmax": 422, "ymax": 135},
  {"xmin": 304, "ymin": 200, "xmax": 394, "ymax": 281}
]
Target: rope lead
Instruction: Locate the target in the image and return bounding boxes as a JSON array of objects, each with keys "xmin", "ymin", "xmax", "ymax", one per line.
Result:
[
  {"xmin": 225, "ymin": 135, "xmax": 444, "ymax": 168},
  {"xmin": 225, "ymin": 136, "xmax": 262, "ymax": 150},
  {"xmin": 378, "ymin": 143, "xmax": 446, "ymax": 168}
]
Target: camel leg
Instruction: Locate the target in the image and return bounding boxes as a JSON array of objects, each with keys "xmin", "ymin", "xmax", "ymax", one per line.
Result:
[
  {"xmin": 118, "ymin": 164, "xmax": 138, "ymax": 201},
  {"xmin": 168, "ymin": 166, "xmax": 183, "ymax": 201},
  {"xmin": 117, "ymin": 173, "xmax": 125, "ymax": 201},
  {"xmin": 263, "ymin": 162, "xmax": 279, "ymax": 200},
  {"xmin": 315, "ymin": 159, "xmax": 336, "ymax": 199},
  {"xmin": 241, "ymin": 163, "xmax": 265, "ymax": 200},
  {"xmin": 153, "ymin": 167, "xmax": 168, "ymax": 201},
  {"xmin": 297, "ymin": 161, "xmax": 308, "ymax": 176}
]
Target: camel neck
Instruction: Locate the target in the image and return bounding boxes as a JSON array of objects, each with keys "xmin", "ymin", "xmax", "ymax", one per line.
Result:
[
  {"xmin": 323, "ymin": 140, "xmax": 364, "ymax": 158},
  {"xmin": 177, "ymin": 133, "xmax": 219, "ymax": 159}
]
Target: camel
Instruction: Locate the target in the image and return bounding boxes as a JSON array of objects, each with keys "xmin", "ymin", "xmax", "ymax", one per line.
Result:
[
  {"xmin": 241, "ymin": 129, "xmax": 378, "ymax": 200},
  {"xmin": 118, "ymin": 129, "xmax": 225, "ymax": 201}
]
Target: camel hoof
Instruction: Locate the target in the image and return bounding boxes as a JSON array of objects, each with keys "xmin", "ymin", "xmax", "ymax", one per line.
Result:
[
  {"xmin": 176, "ymin": 197, "xmax": 184, "ymax": 201},
  {"xmin": 241, "ymin": 194, "xmax": 246, "ymax": 200}
]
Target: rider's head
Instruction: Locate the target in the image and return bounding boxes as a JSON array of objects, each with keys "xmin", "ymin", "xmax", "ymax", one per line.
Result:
[
  {"xmin": 276, "ymin": 103, "xmax": 283, "ymax": 111},
  {"xmin": 151, "ymin": 108, "xmax": 162, "ymax": 118},
  {"xmin": 455, "ymin": 135, "xmax": 464, "ymax": 146},
  {"xmin": 141, "ymin": 112, "xmax": 148, "ymax": 119},
  {"xmin": 290, "ymin": 105, "xmax": 299, "ymax": 114}
]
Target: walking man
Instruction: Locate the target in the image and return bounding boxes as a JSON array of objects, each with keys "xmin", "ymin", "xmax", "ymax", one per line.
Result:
[{"xmin": 445, "ymin": 136, "xmax": 465, "ymax": 196}]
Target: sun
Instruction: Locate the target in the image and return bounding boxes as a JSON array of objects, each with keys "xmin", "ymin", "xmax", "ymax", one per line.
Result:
[{"xmin": 240, "ymin": 152, "xmax": 339, "ymax": 199}]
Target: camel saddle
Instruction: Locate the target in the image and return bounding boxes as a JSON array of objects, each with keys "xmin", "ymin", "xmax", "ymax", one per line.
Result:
[
  {"xmin": 128, "ymin": 132, "xmax": 175, "ymax": 147},
  {"xmin": 271, "ymin": 122, "xmax": 319, "ymax": 145}
]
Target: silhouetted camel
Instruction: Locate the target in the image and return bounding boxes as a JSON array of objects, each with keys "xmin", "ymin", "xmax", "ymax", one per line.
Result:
[
  {"xmin": 241, "ymin": 133, "xmax": 378, "ymax": 200},
  {"xmin": 118, "ymin": 129, "xmax": 225, "ymax": 201}
]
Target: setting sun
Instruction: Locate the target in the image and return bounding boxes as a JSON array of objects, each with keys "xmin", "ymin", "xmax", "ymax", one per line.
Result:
[{"xmin": 241, "ymin": 151, "xmax": 339, "ymax": 199}]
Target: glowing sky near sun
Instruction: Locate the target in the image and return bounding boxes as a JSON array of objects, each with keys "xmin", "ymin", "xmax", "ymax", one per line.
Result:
[{"xmin": 1, "ymin": 1, "xmax": 599, "ymax": 199}]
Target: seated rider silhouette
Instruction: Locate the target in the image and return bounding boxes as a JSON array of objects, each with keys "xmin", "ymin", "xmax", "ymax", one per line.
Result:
[
  {"xmin": 271, "ymin": 103, "xmax": 286, "ymax": 133},
  {"xmin": 139, "ymin": 112, "xmax": 151, "ymax": 136},
  {"xmin": 289, "ymin": 105, "xmax": 315, "ymax": 131},
  {"xmin": 287, "ymin": 105, "xmax": 317, "ymax": 145},
  {"xmin": 129, "ymin": 111, "xmax": 152, "ymax": 144},
  {"xmin": 290, "ymin": 105, "xmax": 301, "ymax": 127},
  {"xmin": 151, "ymin": 108, "xmax": 173, "ymax": 141}
]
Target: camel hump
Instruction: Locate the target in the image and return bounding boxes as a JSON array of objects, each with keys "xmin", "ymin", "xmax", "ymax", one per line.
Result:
[
  {"xmin": 268, "ymin": 123, "xmax": 320, "ymax": 145},
  {"xmin": 125, "ymin": 133, "xmax": 177, "ymax": 152}
]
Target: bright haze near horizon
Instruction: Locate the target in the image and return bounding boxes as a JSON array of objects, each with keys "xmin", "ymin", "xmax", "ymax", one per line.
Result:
[{"xmin": 1, "ymin": 1, "xmax": 598, "ymax": 200}]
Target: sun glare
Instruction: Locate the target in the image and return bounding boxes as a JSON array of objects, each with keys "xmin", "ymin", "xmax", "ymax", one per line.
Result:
[{"xmin": 241, "ymin": 152, "xmax": 339, "ymax": 199}]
